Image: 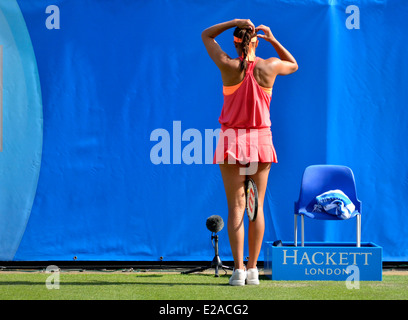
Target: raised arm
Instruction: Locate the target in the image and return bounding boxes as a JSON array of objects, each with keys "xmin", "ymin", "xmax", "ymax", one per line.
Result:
[
  {"xmin": 201, "ymin": 19, "xmax": 255, "ymax": 69},
  {"xmin": 256, "ymin": 25, "xmax": 298, "ymax": 75}
]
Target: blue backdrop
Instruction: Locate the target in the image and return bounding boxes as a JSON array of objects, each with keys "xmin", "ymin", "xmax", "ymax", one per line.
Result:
[{"xmin": 0, "ymin": 0, "xmax": 407, "ymax": 262}]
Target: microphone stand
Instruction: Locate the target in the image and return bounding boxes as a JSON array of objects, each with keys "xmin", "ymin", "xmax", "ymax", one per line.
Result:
[{"xmin": 182, "ymin": 233, "xmax": 233, "ymax": 277}]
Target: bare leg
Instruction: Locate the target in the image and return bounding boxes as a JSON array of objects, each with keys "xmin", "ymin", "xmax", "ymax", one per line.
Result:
[
  {"xmin": 247, "ymin": 162, "xmax": 271, "ymax": 269},
  {"xmin": 219, "ymin": 163, "xmax": 246, "ymax": 270}
]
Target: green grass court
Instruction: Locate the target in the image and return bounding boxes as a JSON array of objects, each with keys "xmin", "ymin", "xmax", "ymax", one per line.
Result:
[{"xmin": 0, "ymin": 269, "xmax": 407, "ymax": 300}]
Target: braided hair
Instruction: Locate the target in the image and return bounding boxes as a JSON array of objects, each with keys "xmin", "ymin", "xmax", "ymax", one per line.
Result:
[{"xmin": 233, "ymin": 27, "xmax": 253, "ymax": 71}]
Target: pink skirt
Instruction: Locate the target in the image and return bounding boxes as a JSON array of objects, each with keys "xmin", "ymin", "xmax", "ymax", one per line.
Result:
[{"xmin": 213, "ymin": 125, "xmax": 278, "ymax": 164}]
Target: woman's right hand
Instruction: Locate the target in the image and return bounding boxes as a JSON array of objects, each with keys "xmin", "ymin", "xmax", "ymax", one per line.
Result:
[
  {"xmin": 255, "ymin": 24, "xmax": 298, "ymax": 75},
  {"xmin": 255, "ymin": 25, "xmax": 276, "ymax": 42}
]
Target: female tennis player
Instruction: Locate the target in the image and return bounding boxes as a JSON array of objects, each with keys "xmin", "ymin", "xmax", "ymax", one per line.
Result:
[{"xmin": 202, "ymin": 19, "xmax": 298, "ymax": 285}]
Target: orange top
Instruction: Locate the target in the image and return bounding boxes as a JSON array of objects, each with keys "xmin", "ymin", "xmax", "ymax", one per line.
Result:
[
  {"xmin": 219, "ymin": 57, "xmax": 272, "ymax": 129},
  {"xmin": 234, "ymin": 36, "xmax": 258, "ymax": 43},
  {"xmin": 223, "ymin": 80, "xmax": 272, "ymax": 95}
]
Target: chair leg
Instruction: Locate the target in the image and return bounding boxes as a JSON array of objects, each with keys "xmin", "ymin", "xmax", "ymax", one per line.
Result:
[
  {"xmin": 301, "ymin": 215, "xmax": 305, "ymax": 247},
  {"xmin": 356, "ymin": 214, "xmax": 361, "ymax": 247},
  {"xmin": 294, "ymin": 214, "xmax": 298, "ymax": 247}
]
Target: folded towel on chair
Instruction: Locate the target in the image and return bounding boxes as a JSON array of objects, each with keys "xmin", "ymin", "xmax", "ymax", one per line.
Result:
[{"xmin": 312, "ymin": 189, "xmax": 355, "ymax": 220}]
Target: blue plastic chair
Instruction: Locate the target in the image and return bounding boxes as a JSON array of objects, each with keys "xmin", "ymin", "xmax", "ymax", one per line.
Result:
[{"xmin": 294, "ymin": 165, "xmax": 362, "ymax": 247}]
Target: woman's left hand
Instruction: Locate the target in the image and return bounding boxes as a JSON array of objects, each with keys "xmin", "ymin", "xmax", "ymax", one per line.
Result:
[{"xmin": 235, "ymin": 19, "xmax": 255, "ymax": 33}]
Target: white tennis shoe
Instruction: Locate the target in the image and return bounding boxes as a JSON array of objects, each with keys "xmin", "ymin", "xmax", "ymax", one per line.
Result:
[
  {"xmin": 246, "ymin": 268, "xmax": 260, "ymax": 285},
  {"xmin": 229, "ymin": 268, "xmax": 247, "ymax": 286}
]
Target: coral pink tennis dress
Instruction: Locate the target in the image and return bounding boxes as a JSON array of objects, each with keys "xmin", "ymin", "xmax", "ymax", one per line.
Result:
[{"xmin": 213, "ymin": 57, "xmax": 278, "ymax": 164}]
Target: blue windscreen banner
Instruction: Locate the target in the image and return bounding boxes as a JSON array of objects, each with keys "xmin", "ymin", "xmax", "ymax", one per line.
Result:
[{"xmin": 0, "ymin": 0, "xmax": 407, "ymax": 262}]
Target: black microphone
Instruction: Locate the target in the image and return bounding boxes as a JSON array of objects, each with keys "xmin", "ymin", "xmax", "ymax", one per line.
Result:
[{"xmin": 206, "ymin": 215, "xmax": 224, "ymax": 233}]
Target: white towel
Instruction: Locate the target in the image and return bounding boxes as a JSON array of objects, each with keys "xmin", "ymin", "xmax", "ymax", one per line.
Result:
[{"xmin": 313, "ymin": 189, "xmax": 355, "ymax": 220}]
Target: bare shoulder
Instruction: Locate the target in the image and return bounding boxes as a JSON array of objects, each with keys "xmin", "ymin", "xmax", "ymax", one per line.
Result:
[
  {"xmin": 258, "ymin": 56, "xmax": 298, "ymax": 76},
  {"xmin": 220, "ymin": 56, "xmax": 242, "ymax": 71},
  {"xmin": 253, "ymin": 57, "xmax": 279, "ymax": 87},
  {"xmin": 256, "ymin": 57, "xmax": 281, "ymax": 73},
  {"xmin": 220, "ymin": 58, "xmax": 245, "ymax": 85}
]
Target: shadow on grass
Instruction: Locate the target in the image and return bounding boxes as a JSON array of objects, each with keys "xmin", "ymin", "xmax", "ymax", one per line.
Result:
[{"xmin": 0, "ymin": 274, "xmax": 244, "ymax": 287}]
